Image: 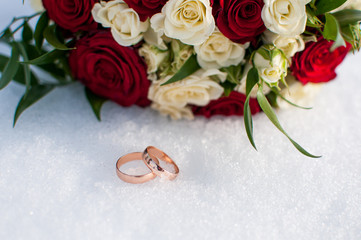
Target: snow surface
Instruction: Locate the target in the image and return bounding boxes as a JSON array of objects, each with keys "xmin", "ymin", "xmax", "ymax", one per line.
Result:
[{"xmin": 0, "ymin": 2, "xmax": 361, "ymax": 240}]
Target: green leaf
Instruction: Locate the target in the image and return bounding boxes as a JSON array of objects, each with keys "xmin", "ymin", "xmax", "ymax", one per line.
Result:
[
  {"xmin": 0, "ymin": 47, "xmax": 20, "ymax": 89},
  {"xmin": 38, "ymin": 62, "xmax": 67, "ymax": 80},
  {"xmin": 244, "ymin": 94, "xmax": 257, "ymax": 151},
  {"xmin": 323, "ymin": 13, "xmax": 346, "ymax": 51},
  {"xmin": 341, "ymin": 24, "xmax": 361, "ymax": 51},
  {"xmin": 306, "ymin": 6, "xmax": 323, "ymax": 29},
  {"xmin": 255, "ymin": 47, "xmax": 272, "ymax": 61},
  {"xmin": 34, "ymin": 12, "xmax": 49, "ymax": 50},
  {"xmin": 22, "ymin": 42, "xmax": 43, "ymax": 60},
  {"xmin": 256, "ymin": 85, "xmax": 321, "ymax": 158},
  {"xmin": 161, "ymin": 54, "xmax": 200, "ymax": 86},
  {"xmin": 220, "ymin": 81, "xmax": 236, "ymax": 97},
  {"xmin": 0, "ymin": 28, "xmax": 13, "ymax": 42},
  {"xmin": 22, "ymin": 21, "xmax": 33, "ymax": 43},
  {"xmin": 243, "ymin": 67, "xmax": 260, "ymax": 151},
  {"xmin": 58, "ymin": 56, "xmax": 74, "ymax": 81},
  {"xmin": 15, "ymin": 42, "xmax": 32, "ymax": 91},
  {"xmin": 266, "ymin": 91, "xmax": 278, "ymax": 108},
  {"xmin": 332, "ymin": 9, "xmax": 361, "ymax": 27},
  {"xmin": 246, "ymin": 67, "xmax": 259, "ymax": 96},
  {"xmin": 309, "ymin": 0, "xmax": 317, "ymax": 10},
  {"xmin": 0, "ymin": 54, "xmax": 39, "ymax": 85},
  {"xmin": 315, "ymin": 0, "xmax": 347, "ymax": 15},
  {"xmin": 323, "ymin": 13, "xmax": 340, "ymax": 39},
  {"xmin": 23, "ymin": 49, "xmax": 65, "ymax": 65},
  {"xmin": 221, "ymin": 64, "xmax": 242, "ymax": 85},
  {"xmin": 43, "ymin": 25, "xmax": 74, "ymax": 50},
  {"xmin": 13, "ymin": 84, "xmax": 55, "ymax": 126},
  {"xmin": 85, "ymin": 88, "xmax": 108, "ymax": 121}
]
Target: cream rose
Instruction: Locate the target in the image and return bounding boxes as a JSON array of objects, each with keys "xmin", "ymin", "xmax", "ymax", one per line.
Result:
[
  {"xmin": 92, "ymin": 0, "xmax": 149, "ymax": 46},
  {"xmin": 151, "ymin": 103, "xmax": 194, "ymax": 120},
  {"xmin": 261, "ymin": 0, "xmax": 311, "ymax": 37},
  {"xmin": 253, "ymin": 45, "xmax": 288, "ymax": 86},
  {"xmin": 277, "ymin": 76, "xmax": 323, "ymax": 109},
  {"xmin": 29, "ymin": 0, "xmax": 44, "ymax": 12},
  {"xmin": 194, "ymin": 29, "xmax": 249, "ymax": 69},
  {"xmin": 139, "ymin": 43, "xmax": 169, "ymax": 75},
  {"xmin": 148, "ymin": 69, "xmax": 224, "ymax": 112},
  {"xmin": 143, "ymin": 26, "xmax": 168, "ymax": 50},
  {"xmin": 150, "ymin": 0, "xmax": 215, "ymax": 45},
  {"xmin": 236, "ymin": 64, "xmax": 271, "ymax": 98},
  {"xmin": 262, "ymin": 30, "xmax": 305, "ymax": 58}
]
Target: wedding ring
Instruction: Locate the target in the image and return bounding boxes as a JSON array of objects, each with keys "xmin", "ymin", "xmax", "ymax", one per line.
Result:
[
  {"xmin": 116, "ymin": 152, "xmax": 159, "ymax": 184},
  {"xmin": 142, "ymin": 146, "xmax": 179, "ymax": 180}
]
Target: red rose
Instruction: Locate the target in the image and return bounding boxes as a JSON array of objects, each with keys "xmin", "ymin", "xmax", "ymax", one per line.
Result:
[
  {"xmin": 291, "ymin": 37, "xmax": 351, "ymax": 84},
  {"xmin": 42, "ymin": 0, "xmax": 98, "ymax": 32},
  {"xmin": 124, "ymin": 0, "xmax": 168, "ymax": 22},
  {"xmin": 69, "ymin": 31, "xmax": 151, "ymax": 107},
  {"xmin": 212, "ymin": 0, "xmax": 266, "ymax": 44},
  {"xmin": 192, "ymin": 91, "xmax": 261, "ymax": 118}
]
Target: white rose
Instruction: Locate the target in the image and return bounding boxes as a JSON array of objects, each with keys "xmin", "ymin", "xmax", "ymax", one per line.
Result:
[
  {"xmin": 148, "ymin": 69, "xmax": 224, "ymax": 110},
  {"xmin": 151, "ymin": 103, "xmax": 194, "ymax": 120},
  {"xmin": 253, "ymin": 45, "xmax": 288, "ymax": 86},
  {"xmin": 236, "ymin": 64, "xmax": 271, "ymax": 98},
  {"xmin": 277, "ymin": 76, "xmax": 323, "ymax": 109},
  {"xmin": 262, "ymin": 30, "xmax": 305, "ymax": 58},
  {"xmin": 29, "ymin": 0, "xmax": 44, "ymax": 12},
  {"xmin": 150, "ymin": 0, "xmax": 215, "ymax": 45},
  {"xmin": 139, "ymin": 43, "xmax": 169, "ymax": 75},
  {"xmin": 92, "ymin": 0, "xmax": 149, "ymax": 46},
  {"xmin": 194, "ymin": 29, "xmax": 249, "ymax": 69},
  {"xmin": 262, "ymin": 0, "xmax": 311, "ymax": 37},
  {"xmin": 143, "ymin": 26, "xmax": 168, "ymax": 50}
]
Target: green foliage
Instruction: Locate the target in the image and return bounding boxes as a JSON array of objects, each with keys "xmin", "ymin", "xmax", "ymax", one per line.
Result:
[
  {"xmin": 331, "ymin": 10, "xmax": 361, "ymax": 50},
  {"xmin": 34, "ymin": 12, "xmax": 49, "ymax": 50},
  {"xmin": 306, "ymin": 6, "xmax": 324, "ymax": 29},
  {"xmin": 342, "ymin": 24, "xmax": 361, "ymax": 51},
  {"xmin": 241, "ymin": 61, "xmax": 320, "ymax": 157},
  {"xmin": 43, "ymin": 25, "xmax": 74, "ymax": 50},
  {"xmin": 0, "ymin": 48, "xmax": 20, "ymax": 89},
  {"xmin": 85, "ymin": 88, "xmax": 108, "ymax": 121},
  {"xmin": 332, "ymin": 9, "xmax": 361, "ymax": 27},
  {"xmin": 243, "ymin": 67, "xmax": 259, "ymax": 150},
  {"xmin": 0, "ymin": 54, "xmax": 38, "ymax": 85},
  {"xmin": 22, "ymin": 22, "xmax": 33, "ymax": 43},
  {"xmin": 0, "ymin": 12, "xmax": 75, "ymax": 125},
  {"xmin": 307, "ymin": 2, "xmax": 361, "ymax": 52},
  {"xmin": 221, "ymin": 64, "xmax": 242, "ymax": 85},
  {"xmin": 323, "ymin": 13, "xmax": 346, "ymax": 51},
  {"xmin": 23, "ymin": 49, "xmax": 66, "ymax": 65},
  {"xmin": 266, "ymin": 91, "xmax": 278, "ymax": 108},
  {"xmin": 15, "ymin": 42, "xmax": 32, "ymax": 92},
  {"xmin": 14, "ymin": 84, "xmax": 55, "ymax": 126},
  {"xmin": 161, "ymin": 54, "xmax": 200, "ymax": 86},
  {"xmin": 314, "ymin": 0, "xmax": 347, "ymax": 15},
  {"xmin": 220, "ymin": 81, "xmax": 237, "ymax": 97},
  {"xmin": 256, "ymin": 85, "xmax": 321, "ymax": 158}
]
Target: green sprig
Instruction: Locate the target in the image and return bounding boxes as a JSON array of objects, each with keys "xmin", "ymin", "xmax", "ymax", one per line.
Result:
[{"xmin": 0, "ymin": 12, "xmax": 75, "ymax": 125}]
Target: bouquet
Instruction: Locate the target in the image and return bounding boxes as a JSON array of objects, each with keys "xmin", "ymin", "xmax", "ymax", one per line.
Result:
[{"xmin": 1, "ymin": 0, "xmax": 360, "ymax": 158}]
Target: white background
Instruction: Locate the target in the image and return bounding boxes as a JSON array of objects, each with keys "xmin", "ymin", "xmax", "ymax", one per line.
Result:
[{"xmin": 0, "ymin": 1, "xmax": 361, "ymax": 239}]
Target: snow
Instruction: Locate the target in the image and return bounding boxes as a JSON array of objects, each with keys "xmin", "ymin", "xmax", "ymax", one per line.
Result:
[{"xmin": 0, "ymin": 1, "xmax": 361, "ymax": 239}]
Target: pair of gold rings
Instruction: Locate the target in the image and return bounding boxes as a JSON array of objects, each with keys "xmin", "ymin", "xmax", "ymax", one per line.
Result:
[{"xmin": 116, "ymin": 146, "xmax": 179, "ymax": 184}]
